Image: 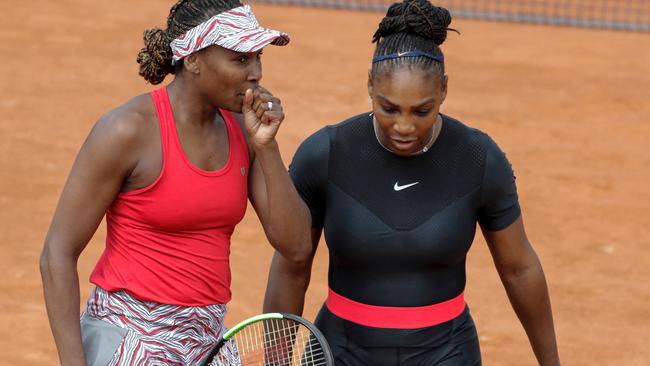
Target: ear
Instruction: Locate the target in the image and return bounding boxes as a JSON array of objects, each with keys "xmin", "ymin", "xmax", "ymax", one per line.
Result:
[
  {"xmin": 440, "ymin": 74, "xmax": 448, "ymax": 103},
  {"xmin": 183, "ymin": 53, "xmax": 201, "ymax": 75},
  {"xmin": 367, "ymin": 70, "xmax": 374, "ymax": 97}
]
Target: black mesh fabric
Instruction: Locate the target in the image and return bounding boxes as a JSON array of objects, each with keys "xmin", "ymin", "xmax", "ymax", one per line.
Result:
[
  {"xmin": 288, "ymin": 112, "xmax": 520, "ymax": 306},
  {"xmin": 328, "ymin": 113, "xmax": 486, "ymax": 231}
]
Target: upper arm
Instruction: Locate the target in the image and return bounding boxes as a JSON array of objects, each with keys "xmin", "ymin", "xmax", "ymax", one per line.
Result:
[
  {"xmin": 288, "ymin": 128, "xmax": 330, "ymax": 228},
  {"xmin": 247, "ymin": 157, "xmax": 267, "ymax": 218},
  {"xmin": 310, "ymin": 227, "xmax": 323, "ymax": 255},
  {"xmin": 248, "ymin": 127, "xmax": 330, "ymax": 228},
  {"xmin": 43, "ymin": 111, "xmax": 143, "ymax": 258},
  {"xmin": 477, "ymin": 134, "xmax": 521, "ymax": 231},
  {"xmin": 481, "ymin": 214, "xmax": 538, "ymax": 278},
  {"xmin": 232, "ymin": 111, "xmax": 266, "ymax": 211},
  {"xmin": 476, "ymin": 134, "xmax": 539, "ymax": 273}
]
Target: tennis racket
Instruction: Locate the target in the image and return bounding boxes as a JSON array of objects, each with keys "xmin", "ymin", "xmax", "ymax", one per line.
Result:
[{"xmin": 201, "ymin": 312, "xmax": 334, "ymax": 366}]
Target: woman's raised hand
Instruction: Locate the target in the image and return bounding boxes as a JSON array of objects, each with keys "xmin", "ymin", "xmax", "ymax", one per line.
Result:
[{"xmin": 242, "ymin": 86, "xmax": 284, "ymax": 148}]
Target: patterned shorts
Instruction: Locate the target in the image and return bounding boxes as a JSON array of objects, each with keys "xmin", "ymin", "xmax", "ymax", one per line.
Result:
[{"xmin": 81, "ymin": 287, "xmax": 238, "ymax": 366}]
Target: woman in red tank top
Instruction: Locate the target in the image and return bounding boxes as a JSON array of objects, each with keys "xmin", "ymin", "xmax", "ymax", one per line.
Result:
[{"xmin": 39, "ymin": 1, "xmax": 311, "ymax": 365}]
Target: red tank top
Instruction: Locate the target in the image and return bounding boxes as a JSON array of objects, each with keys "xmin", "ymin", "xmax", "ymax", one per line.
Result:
[{"xmin": 90, "ymin": 87, "xmax": 250, "ymax": 306}]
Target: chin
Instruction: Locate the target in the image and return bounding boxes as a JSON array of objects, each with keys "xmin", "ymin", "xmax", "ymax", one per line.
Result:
[
  {"xmin": 218, "ymin": 100, "xmax": 242, "ymax": 113},
  {"xmin": 228, "ymin": 95, "xmax": 244, "ymax": 113},
  {"xmin": 230, "ymin": 104, "xmax": 244, "ymax": 113}
]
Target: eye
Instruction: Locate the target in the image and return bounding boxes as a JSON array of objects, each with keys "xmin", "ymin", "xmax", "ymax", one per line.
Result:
[
  {"xmin": 414, "ymin": 110, "xmax": 431, "ymax": 116},
  {"xmin": 237, "ymin": 55, "xmax": 248, "ymax": 64},
  {"xmin": 381, "ymin": 105, "xmax": 397, "ymax": 114}
]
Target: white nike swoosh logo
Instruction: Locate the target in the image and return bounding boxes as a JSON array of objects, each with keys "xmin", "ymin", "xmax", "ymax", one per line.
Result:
[{"xmin": 393, "ymin": 181, "xmax": 419, "ymax": 191}]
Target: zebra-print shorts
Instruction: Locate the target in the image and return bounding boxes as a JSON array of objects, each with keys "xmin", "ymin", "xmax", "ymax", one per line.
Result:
[{"xmin": 80, "ymin": 286, "xmax": 230, "ymax": 365}]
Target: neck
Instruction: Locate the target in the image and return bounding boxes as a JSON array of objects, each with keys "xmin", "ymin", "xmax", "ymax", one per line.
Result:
[
  {"xmin": 166, "ymin": 76, "xmax": 221, "ymax": 126},
  {"xmin": 372, "ymin": 114, "xmax": 442, "ymax": 156}
]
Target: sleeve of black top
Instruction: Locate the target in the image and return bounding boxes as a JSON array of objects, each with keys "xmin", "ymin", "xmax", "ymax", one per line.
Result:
[
  {"xmin": 478, "ymin": 135, "xmax": 521, "ymax": 231},
  {"xmin": 288, "ymin": 127, "xmax": 330, "ymax": 229}
]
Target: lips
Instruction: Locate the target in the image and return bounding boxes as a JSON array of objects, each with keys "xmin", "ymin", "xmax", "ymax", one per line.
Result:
[{"xmin": 390, "ymin": 137, "xmax": 418, "ymax": 152}]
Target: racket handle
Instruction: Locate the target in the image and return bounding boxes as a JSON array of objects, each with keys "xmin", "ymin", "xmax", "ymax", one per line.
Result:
[{"xmin": 201, "ymin": 339, "xmax": 225, "ymax": 366}]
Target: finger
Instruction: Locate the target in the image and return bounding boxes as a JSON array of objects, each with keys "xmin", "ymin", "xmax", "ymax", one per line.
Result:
[
  {"xmin": 254, "ymin": 99, "xmax": 281, "ymax": 123},
  {"xmin": 253, "ymin": 87, "xmax": 262, "ymax": 102},
  {"xmin": 251, "ymin": 90, "xmax": 265, "ymax": 114},
  {"xmin": 250, "ymin": 88, "xmax": 261, "ymax": 112},
  {"xmin": 254, "ymin": 101, "xmax": 266, "ymax": 120},
  {"xmin": 263, "ymin": 100, "xmax": 278, "ymax": 112},
  {"xmin": 253, "ymin": 94, "xmax": 280, "ymax": 111},
  {"xmin": 267, "ymin": 98, "xmax": 281, "ymax": 111},
  {"xmin": 261, "ymin": 112, "xmax": 269, "ymax": 125},
  {"xmin": 261, "ymin": 110, "xmax": 284, "ymax": 125},
  {"xmin": 242, "ymin": 89, "xmax": 254, "ymax": 114},
  {"xmin": 252, "ymin": 86, "xmax": 279, "ymax": 105},
  {"xmin": 255, "ymin": 85, "xmax": 271, "ymax": 95}
]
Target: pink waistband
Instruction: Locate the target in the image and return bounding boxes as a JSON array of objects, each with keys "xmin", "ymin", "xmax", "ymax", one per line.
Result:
[{"xmin": 326, "ymin": 289, "xmax": 466, "ymax": 329}]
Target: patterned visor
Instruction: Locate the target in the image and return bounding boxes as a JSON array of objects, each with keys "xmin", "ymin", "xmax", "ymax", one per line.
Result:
[{"xmin": 170, "ymin": 5, "xmax": 290, "ymax": 64}]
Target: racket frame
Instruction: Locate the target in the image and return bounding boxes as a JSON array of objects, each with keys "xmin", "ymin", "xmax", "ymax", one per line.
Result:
[{"xmin": 202, "ymin": 312, "xmax": 334, "ymax": 366}]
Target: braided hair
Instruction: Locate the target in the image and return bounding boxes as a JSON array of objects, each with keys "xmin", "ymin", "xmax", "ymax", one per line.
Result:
[
  {"xmin": 136, "ymin": 0, "xmax": 242, "ymax": 84},
  {"xmin": 371, "ymin": 0, "xmax": 457, "ymax": 80}
]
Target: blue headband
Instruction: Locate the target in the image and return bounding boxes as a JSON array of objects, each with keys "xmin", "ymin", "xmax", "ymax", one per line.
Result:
[{"xmin": 372, "ymin": 50, "xmax": 444, "ymax": 64}]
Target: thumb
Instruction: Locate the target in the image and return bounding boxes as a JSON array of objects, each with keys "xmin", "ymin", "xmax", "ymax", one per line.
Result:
[{"xmin": 242, "ymin": 88, "xmax": 254, "ymax": 115}]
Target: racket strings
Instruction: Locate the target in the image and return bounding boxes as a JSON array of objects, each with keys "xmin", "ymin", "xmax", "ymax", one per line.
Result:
[{"xmin": 218, "ymin": 319, "xmax": 328, "ymax": 365}]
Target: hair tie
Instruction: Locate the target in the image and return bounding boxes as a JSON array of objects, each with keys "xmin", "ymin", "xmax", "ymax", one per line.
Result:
[{"xmin": 372, "ymin": 50, "xmax": 444, "ymax": 64}]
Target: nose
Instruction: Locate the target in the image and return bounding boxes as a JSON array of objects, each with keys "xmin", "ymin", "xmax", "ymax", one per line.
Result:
[
  {"xmin": 247, "ymin": 56, "xmax": 262, "ymax": 84},
  {"xmin": 393, "ymin": 117, "xmax": 416, "ymax": 135}
]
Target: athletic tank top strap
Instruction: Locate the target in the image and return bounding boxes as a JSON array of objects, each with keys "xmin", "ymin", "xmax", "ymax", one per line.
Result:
[
  {"xmin": 220, "ymin": 108, "xmax": 250, "ymax": 169},
  {"xmin": 150, "ymin": 87, "xmax": 172, "ymax": 163}
]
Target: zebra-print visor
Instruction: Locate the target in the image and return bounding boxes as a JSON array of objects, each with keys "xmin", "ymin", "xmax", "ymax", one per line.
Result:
[{"xmin": 170, "ymin": 5, "xmax": 290, "ymax": 64}]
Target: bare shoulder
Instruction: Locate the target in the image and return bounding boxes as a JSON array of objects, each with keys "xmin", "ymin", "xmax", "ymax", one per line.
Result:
[
  {"xmin": 95, "ymin": 94, "xmax": 155, "ymax": 138},
  {"xmin": 74, "ymin": 93, "xmax": 159, "ymax": 180},
  {"xmin": 88, "ymin": 93, "xmax": 157, "ymax": 149}
]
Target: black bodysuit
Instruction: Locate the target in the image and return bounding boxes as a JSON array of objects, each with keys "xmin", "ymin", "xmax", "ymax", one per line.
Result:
[{"xmin": 289, "ymin": 112, "xmax": 520, "ymax": 365}]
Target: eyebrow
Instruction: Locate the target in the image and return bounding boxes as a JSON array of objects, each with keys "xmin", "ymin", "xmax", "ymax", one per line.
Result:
[
  {"xmin": 228, "ymin": 49, "xmax": 262, "ymax": 57},
  {"xmin": 376, "ymin": 94, "xmax": 436, "ymax": 108}
]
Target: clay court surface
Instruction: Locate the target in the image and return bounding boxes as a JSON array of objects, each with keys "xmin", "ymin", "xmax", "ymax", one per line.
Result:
[{"xmin": 1, "ymin": 1, "xmax": 649, "ymax": 365}]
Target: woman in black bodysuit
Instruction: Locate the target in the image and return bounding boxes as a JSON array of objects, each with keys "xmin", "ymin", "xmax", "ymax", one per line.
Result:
[{"xmin": 264, "ymin": 1, "xmax": 560, "ymax": 365}]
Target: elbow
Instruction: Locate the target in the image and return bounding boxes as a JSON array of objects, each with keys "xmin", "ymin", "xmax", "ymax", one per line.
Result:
[
  {"xmin": 499, "ymin": 258, "xmax": 544, "ymax": 287},
  {"xmin": 497, "ymin": 245, "xmax": 543, "ymax": 282},
  {"xmin": 286, "ymin": 246, "xmax": 313, "ymax": 267},
  {"xmin": 39, "ymin": 245, "xmax": 53, "ymax": 282},
  {"xmin": 264, "ymin": 205, "xmax": 314, "ymax": 264},
  {"xmin": 39, "ymin": 239, "xmax": 77, "ymax": 282},
  {"xmin": 268, "ymin": 234, "xmax": 313, "ymax": 267},
  {"xmin": 290, "ymin": 233, "xmax": 314, "ymax": 266},
  {"xmin": 274, "ymin": 241, "xmax": 313, "ymax": 267},
  {"xmin": 264, "ymin": 222, "xmax": 313, "ymax": 266}
]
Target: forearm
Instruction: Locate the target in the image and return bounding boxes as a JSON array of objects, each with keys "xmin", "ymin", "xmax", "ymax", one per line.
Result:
[
  {"xmin": 263, "ymin": 252, "xmax": 311, "ymax": 315},
  {"xmin": 500, "ymin": 259, "xmax": 560, "ymax": 366},
  {"xmin": 254, "ymin": 141, "xmax": 311, "ymax": 260},
  {"xmin": 40, "ymin": 249, "xmax": 87, "ymax": 366}
]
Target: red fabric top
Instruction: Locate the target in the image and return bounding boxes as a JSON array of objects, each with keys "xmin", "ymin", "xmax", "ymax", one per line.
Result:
[{"xmin": 90, "ymin": 87, "xmax": 250, "ymax": 306}]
